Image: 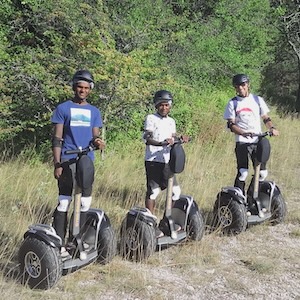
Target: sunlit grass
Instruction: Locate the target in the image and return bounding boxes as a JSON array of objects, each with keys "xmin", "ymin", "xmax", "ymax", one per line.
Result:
[{"xmin": 0, "ymin": 110, "xmax": 299, "ymax": 298}]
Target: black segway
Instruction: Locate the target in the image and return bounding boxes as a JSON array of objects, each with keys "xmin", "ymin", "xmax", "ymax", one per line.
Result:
[
  {"xmin": 18, "ymin": 145, "xmax": 117, "ymax": 289},
  {"xmin": 213, "ymin": 132, "xmax": 287, "ymax": 235},
  {"xmin": 120, "ymin": 138, "xmax": 205, "ymax": 261}
]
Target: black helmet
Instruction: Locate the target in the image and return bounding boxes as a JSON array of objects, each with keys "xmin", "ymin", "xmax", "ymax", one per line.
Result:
[
  {"xmin": 72, "ymin": 70, "xmax": 94, "ymax": 89},
  {"xmin": 153, "ymin": 90, "xmax": 173, "ymax": 107},
  {"xmin": 232, "ymin": 74, "xmax": 249, "ymax": 86}
]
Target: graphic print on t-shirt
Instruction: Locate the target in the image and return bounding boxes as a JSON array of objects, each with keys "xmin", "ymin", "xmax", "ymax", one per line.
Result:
[
  {"xmin": 236, "ymin": 107, "xmax": 256, "ymax": 131},
  {"xmin": 70, "ymin": 108, "xmax": 91, "ymax": 127}
]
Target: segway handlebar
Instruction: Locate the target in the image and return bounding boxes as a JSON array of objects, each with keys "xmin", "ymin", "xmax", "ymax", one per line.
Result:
[
  {"xmin": 173, "ymin": 136, "xmax": 191, "ymax": 144},
  {"xmin": 245, "ymin": 131, "xmax": 272, "ymax": 138},
  {"xmin": 64, "ymin": 144, "xmax": 96, "ymax": 155}
]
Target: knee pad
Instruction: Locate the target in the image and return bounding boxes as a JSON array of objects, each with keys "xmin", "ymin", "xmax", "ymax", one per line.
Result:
[
  {"xmin": 81, "ymin": 196, "xmax": 92, "ymax": 212},
  {"xmin": 57, "ymin": 195, "xmax": 72, "ymax": 212},
  {"xmin": 259, "ymin": 170, "xmax": 268, "ymax": 181},
  {"xmin": 149, "ymin": 187, "xmax": 161, "ymax": 200},
  {"xmin": 238, "ymin": 168, "xmax": 248, "ymax": 181},
  {"xmin": 172, "ymin": 185, "xmax": 181, "ymax": 201}
]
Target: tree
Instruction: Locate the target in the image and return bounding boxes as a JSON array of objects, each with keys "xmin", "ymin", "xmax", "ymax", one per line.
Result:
[
  {"xmin": 261, "ymin": 1, "xmax": 300, "ymax": 113},
  {"xmin": 163, "ymin": 0, "xmax": 277, "ymax": 88},
  {"xmin": 0, "ymin": 0, "xmax": 285, "ymax": 158},
  {"xmin": 278, "ymin": 0, "xmax": 300, "ymax": 112}
]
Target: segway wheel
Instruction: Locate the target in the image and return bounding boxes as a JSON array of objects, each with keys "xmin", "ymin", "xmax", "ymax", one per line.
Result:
[
  {"xmin": 213, "ymin": 196, "xmax": 247, "ymax": 235},
  {"xmin": 187, "ymin": 211, "xmax": 205, "ymax": 241},
  {"xmin": 97, "ymin": 226, "xmax": 117, "ymax": 264},
  {"xmin": 120, "ymin": 217, "xmax": 156, "ymax": 261},
  {"xmin": 19, "ymin": 237, "xmax": 62, "ymax": 289},
  {"xmin": 270, "ymin": 193, "xmax": 287, "ymax": 225}
]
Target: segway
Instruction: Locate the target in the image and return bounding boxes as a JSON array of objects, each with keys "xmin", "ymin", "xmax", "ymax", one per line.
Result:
[
  {"xmin": 120, "ymin": 138, "xmax": 205, "ymax": 261},
  {"xmin": 18, "ymin": 144, "xmax": 117, "ymax": 289},
  {"xmin": 213, "ymin": 132, "xmax": 287, "ymax": 235}
]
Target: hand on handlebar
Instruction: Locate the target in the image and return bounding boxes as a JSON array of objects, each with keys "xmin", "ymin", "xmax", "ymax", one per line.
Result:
[
  {"xmin": 180, "ymin": 135, "xmax": 190, "ymax": 143},
  {"xmin": 242, "ymin": 132, "xmax": 254, "ymax": 138},
  {"xmin": 270, "ymin": 127, "xmax": 279, "ymax": 136},
  {"xmin": 165, "ymin": 137, "xmax": 175, "ymax": 145},
  {"xmin": 245, "ymin": 131, "xmax": 278, "ymax": 138},
  {"xmin": 54, "ymin": 167, "xmax": 63, "ymax": 180},
  {"xmin": 162, "ymin": 135, "xmax": 190, "ymax": 146},
  {"xmin": 93, "ymin": 138, "xmax": 106, "ymax": 150}
]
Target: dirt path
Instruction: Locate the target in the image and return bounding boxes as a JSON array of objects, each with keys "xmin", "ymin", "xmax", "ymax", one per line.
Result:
[{"xmin": 73, "ymin": 221, "xmax": 300, "ymax": 300}]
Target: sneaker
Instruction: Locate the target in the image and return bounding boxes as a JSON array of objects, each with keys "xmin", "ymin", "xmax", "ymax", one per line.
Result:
[
  {"xmin": 60, "ymin": 247, "xmax": 71, "ymax": 259},
  {"xmin": 143, "ymin": 208, "xmax": 157, "ymax": 220},
  {"xmin": 83, "ymin": 242, "xmax": 90, "ymax": 250},
  {"xmin": 155, "ymin": 227, "xmax": 164, "ymax": 238},
  {"xmin": 174, "ymin": 224, "xmax": 182, "ymax": 232}
]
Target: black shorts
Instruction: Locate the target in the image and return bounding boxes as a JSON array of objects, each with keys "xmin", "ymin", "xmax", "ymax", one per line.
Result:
[
  {"xmin": 58, "ymin": 156, "xmax": 94, "ymax": 197},
  {"xmin": 145, "ymin": 161, "xmax": 178, "ymax": 199},
  {"xmin": 235, "ymin": 142, "xmax": 266, "ymax": 170}
]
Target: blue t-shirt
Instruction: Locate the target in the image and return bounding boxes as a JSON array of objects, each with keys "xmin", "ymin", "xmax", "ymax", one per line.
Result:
[{"xmin": 51, "ymin": 100, "xmax": 102, "ymax": 160}]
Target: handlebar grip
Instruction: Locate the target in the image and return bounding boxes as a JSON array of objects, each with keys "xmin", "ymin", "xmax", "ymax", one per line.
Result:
[
  {"xmin": 173, "ymin": 136, "xmax": 191, "ymax": 144},
  {"xmin": 65, "ymin": 149, "xmax": 82, "ymax": 155},
  {"xmin": 65, "ymin": 145, "xmax": 95, "ymax": 155},
  {"xmin": 251, "ymin": 131, "xmax": 271, "ymax": 138}
]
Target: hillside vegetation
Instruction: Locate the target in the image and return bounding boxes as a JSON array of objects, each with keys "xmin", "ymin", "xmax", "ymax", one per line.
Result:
[
  {"xmin": 0, "ymin": 0, "xmax": 299, "ymax": 156},
  {"xmin": 0, "ymin": 1, "xmax": 299, "ymax": 298}
]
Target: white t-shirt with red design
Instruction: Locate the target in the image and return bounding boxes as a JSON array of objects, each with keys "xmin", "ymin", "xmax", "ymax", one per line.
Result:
[
  {"xmin": 144, "ymin": 113, "xmax": 176, "ymax": 163},
  {"xmin": 224, "ymin": 93, "xmax": 270, "ymax": 143}
]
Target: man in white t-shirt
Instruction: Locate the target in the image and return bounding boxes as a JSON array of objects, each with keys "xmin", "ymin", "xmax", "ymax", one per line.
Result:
[
  {"xmin": 224, "ymin": 74, "xmax": 279, "ymax": 194},
  {"xmin": 143, "ymin": 90, "xmax": 186, "ymax": 218}
]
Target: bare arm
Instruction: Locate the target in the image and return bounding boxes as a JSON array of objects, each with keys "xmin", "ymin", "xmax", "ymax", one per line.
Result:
[
  {"xmin": 143, "ymin": 131, "xmax": 175, "ymax": 146},
  {"xmin": 262, "ymin": 115, "xmax": 279, "ymax": 136},
  {"xmin": 227, "ymin": 119, "xmax": 250, "ymax": 137},
  {"xmin": 92, "ymin": 127, "xmax": 105, "ymax": 150},
  {"xmin": 52, "ymin": 123, "xmax": 64, "ymax": 179}
]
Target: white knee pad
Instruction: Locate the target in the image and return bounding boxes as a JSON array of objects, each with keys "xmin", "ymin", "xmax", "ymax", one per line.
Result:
[
  {"xmin": 57, "ymin": 195, "xmax": 72, "ymax": 212},
  {"xmin": 172, "ymin": 185, "xmax": 181, "ymax": 201},
  {"xmin": 150, "ymin": 187, "xmax": 161, "ymax": 200},
  {"xmin": 259, "ymin": 170, "xmax": 268, "ymax": 181},
  {"xmin": 81, "ymin": 196, "xmax": 92, "ymax": 212},
  {"xmin": 238, "ymin": 168, "xmax": 248, "ymax": 181}
]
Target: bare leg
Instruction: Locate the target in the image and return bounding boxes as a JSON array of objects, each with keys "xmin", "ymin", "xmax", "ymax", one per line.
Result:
[{"xmin": 145, "ymin": 198, "xmax": 155, "ymax": 214}]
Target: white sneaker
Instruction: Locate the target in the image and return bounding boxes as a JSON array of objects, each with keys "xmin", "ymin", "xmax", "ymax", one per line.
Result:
[
  {"xmin": 60, "ymin": 247, "xmax": 71, "ymax": 258},
  {"xmin": 174, "ymin": 224, "xmax": 182, "ymax": 232},
  {"xmin": 83, "ymin": 243, "xmax": 90, "ymax": 250},
  {"xmin": 144, "ymin": 208, "xmax": 158, "ymax": 220},
  {"xmin": 155, "ymin": 227, "xmax": 164, "ymax": 238}
]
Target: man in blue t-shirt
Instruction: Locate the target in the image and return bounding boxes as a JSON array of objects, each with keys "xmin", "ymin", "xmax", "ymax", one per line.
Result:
[{"xmin": 51, "ymin": 70, "xmax": 105, "ymax": 257}]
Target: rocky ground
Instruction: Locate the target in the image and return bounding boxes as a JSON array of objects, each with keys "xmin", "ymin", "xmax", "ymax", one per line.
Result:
[{"xmin": 54, "ymin": 220, "xmax": 299, "ymax": 300}]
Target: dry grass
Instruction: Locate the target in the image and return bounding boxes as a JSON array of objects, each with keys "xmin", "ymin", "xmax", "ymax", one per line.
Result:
[{"xmin": 0, "ymin": 111, "xmax": 299, "ymax": 299}]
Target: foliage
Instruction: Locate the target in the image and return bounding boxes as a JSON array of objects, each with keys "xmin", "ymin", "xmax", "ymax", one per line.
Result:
[
  {"xmin": 163, "ymin": 0, "xmax": 276, "ymax": 88},
  {"xmin": 261, "ymin": 0, "xmax": 300, "ymax": 113},
  {"xmin": 0, "ymin": 0, "xmax": 294, "ymax": 158}
]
